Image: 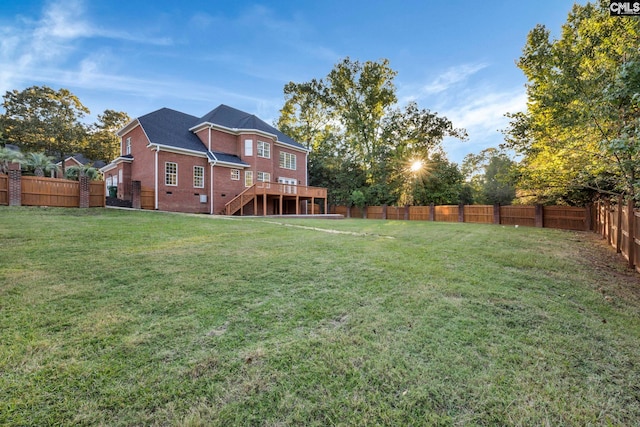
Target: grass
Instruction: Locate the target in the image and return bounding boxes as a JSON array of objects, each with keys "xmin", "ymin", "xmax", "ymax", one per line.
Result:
[{"xmin": 1, "ymin": 206, "xmax": 640, "ymax": 426}]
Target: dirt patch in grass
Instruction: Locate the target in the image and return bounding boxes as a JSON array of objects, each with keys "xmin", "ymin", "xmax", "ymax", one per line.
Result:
[{"xmin": 569, "ymin": 231, "xmax": 640, "ymax": 305}]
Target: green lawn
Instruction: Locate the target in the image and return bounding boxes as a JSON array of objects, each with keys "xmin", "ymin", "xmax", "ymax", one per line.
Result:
[{"xmin": 1, "ymin": 207, "xmax": 639, "ymax": 426}]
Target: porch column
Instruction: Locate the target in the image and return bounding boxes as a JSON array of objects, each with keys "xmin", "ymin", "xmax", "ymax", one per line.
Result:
[
  {"xmin": 263, "ymin": 193, "xmax": 267, "ymax": 216},
  {"xmin": 296, "ymin": 195, "xmax": 299, "ymax": 214}
]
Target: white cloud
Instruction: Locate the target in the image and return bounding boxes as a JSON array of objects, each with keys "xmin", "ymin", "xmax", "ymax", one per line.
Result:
[
  {"xmin": 440, "ymin": 88, "xmax": 527, "ymax": 163},
  {"xmin": 414, "ymin": 62, "xmax": 488, "ymax": 98},
  {"xmin": 444, "ymin": 89, "xmax": 526, "ymax": 135},
  {"xmin": 0, "ymin": 0, "xmax": 171, "ymax": 95}
]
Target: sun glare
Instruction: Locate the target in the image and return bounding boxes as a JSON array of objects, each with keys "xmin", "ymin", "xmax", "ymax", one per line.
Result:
[{"xmin": 410, "ymin": 159, "xmax": 423, "ymax": 173}]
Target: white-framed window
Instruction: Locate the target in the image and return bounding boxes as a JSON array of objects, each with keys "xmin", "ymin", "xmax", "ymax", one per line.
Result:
[
  {"xmin": 165, "ymin": 162, "xmax": 177, "ymax": 186},
  {"xmin": 257, "ymin": 171, "xmax": 271, "ymax": 183},
  {"xmin": 126, "ymin": 137, "xmax": 131, "ymax": 155},
  {"xmin": 244, "ymin": 139, "xmax": 253, "ymax": 156},
  {"xmin": 279, "ymin": 152, "xmax": 297, "ymax": 170},
  {"xmin": 257, "ymin": 141, "xmax": 270, "ymax": 158},
  {"xmin": 193, "ymin": 166, "xmax": 204, "ymax": 188},
  {"xmin": 106, "ymin": 176, "xmax": 112, "ymax": 187},
  {"xmin": 245, "ymin": 170, "xmax": 254, "ymax": 187},
  {"xmin": 112, "ymin": 175, "xmax": 118, "ymax": 187},
  {"xmin": 230, "ymin": 169, "xmax": 240, "ymax": 180}
]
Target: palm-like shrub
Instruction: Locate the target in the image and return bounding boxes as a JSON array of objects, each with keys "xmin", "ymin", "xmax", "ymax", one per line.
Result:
[
  {"xmin": 64, "ymin": 165, "xmax": 102, "ymax": 181},
  {"xmin": 0, "ymin": 146, "xmax": 24, "ymax": 173},
  {"xmin": 23, "ymin": 152, "xmax": 56, "ymax": 177}
]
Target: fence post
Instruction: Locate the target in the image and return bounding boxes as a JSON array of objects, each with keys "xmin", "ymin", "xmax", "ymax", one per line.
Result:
[
  {"xmin": 605, "ymin": 200, "xmax": 612, "ymax": 245},
  {"xmin": 404, "ymin": 204, "xmax": 409, "ymax": 221},
  {"xmin": 79, "ymin": 176, "xmax": 90, "ymax": 208},
  {"xmin": 535, "ymin": 204, "xmax": 544, "ymax": 228},
  {"xmin": 131, "ymin": 180, "xmax": 141, "ymax": 209},
  {"xmin": 493, "ymin": 203, "xmax": 501, "ymax": 224},
  {"xmin": 616, "ymin": 196, "xmax": 623, "ymax": 253},
  {"xmin": 429, "ymin": 203, "xmax": 435, "ymax": 221},
  {"xmin": 362, "ymin": 206, "xmax": 368, "ymax": 219},
  {"xmin": 8, "ymin": 162, "xmax": 21, "ymax": 207},
  {"xmin": 346, "ymin": 206, "xmax": 351, "ymax": 218},
  {"xmin": 594, "ymin": 200, "xmax": 600, "ymax": 235},
  {"xmin": 382, "ymin": 203, "xmax": 387, "ymax": 220},
  {"xmin": 458, "ymin": 203, "xmax": 464, "ymax": 223},
  {"xmin": 585, "ymin": 203, "xmax": 592, "ymax": 232},
  {"xmin": 627, "ymin": 198, "xmax": 635, "ymax": 270}
]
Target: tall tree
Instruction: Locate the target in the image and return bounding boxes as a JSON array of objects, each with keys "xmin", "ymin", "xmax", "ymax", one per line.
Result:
[
  {"xmin": 462, "ymin": 148, "xmax": 517, "ymax": 205},
  {"xmin": 278, "ymin": 57, "xmax": 466, "ymax": 206},
  {"xmin": 504, "ymin": 1, "xmax": 640, "ymax": 203},
  {"xmin": 1, "ymin": 86, "xmax": 90, "ymax": 176},
  {"xmin": 85, "ymin": 109, "xmax": 131, "ymax": 162},
  {"xmin": 411, "ymin": 152, "xmax": 466, "ymax": 206}
]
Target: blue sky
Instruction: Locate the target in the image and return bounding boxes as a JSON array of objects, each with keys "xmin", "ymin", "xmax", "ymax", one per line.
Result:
[{"xmin": 0, "ymin": 0, "xmax": 579, "ymax": 163}]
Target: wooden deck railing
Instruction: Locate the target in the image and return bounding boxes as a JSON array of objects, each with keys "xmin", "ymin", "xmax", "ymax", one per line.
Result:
[{"xmin": 224, "ymin": 182, "xmax": 327, "ymax": 215}]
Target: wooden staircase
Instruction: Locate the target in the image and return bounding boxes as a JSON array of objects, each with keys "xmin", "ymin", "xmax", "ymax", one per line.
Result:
[
  {"xmin": 222, "ymin": 184, "xmax": 257, "ymax": 215},
  {"xmin": 222, "ymin": 182, "xmax": 328, "ymax": 216}
]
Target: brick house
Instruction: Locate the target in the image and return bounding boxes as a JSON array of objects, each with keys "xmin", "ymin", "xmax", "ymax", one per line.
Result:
[
  {"xmin": 100, "ymin": 104, "xmax": 326, "ymax": 215},
  {"xmin": 54, "ymin": 154, "xmax": 106, "ymax": 178}
]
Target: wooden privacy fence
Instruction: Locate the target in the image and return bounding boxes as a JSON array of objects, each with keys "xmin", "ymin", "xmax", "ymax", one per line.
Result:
[
  {"xmin": 141, "ymin": 187, "xmax": 155, "ymax": 210},
  {"xmin": 330, "ymin": 204, "xmax": 592, "ymax": 231},
  {"xmin": 0, "ymin": 174, "xmax": 7, "ymax": 205},
  {"xmin": 0, "ymin": 173, "xmax": 105, "ymax": 208},
  {"xmin": 595, "ymin": 198, "xmax": 640, "ymax": 272}
]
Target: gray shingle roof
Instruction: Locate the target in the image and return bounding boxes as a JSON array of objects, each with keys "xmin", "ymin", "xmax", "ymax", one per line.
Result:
[
  {"xmin": 197, "ymin": 104, "xmax": 306, "ymax": 151},
  {"xmin": 138, "ymin": 108, "xmax": 206, "ymax": 153},
  {"xmin": 136, "ymin": 105, "xmax": 306, "ymax": 161},
  {"xmin": 207, "ymin": 151, "xmax": 251, "ymax": 166}
]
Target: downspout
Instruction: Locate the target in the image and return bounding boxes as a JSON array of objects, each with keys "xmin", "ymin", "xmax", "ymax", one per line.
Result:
[
  {"xmin": 154, "ymin": 147, "xmax": 159, "ymax": 210},
  {"xmin": 305, "ymin": 150, "xmax": 309, "ymax": 214},
  {"xmin": 209, "ymin": 128, "xmax": 214, "ymax": 215},
  {"xmin": 305, "ymin": 151, "xmax": 309, "ymax": 186},
  {"xmin": 210, "ymin": 163, "xmax": 214, "ymax": 214}
]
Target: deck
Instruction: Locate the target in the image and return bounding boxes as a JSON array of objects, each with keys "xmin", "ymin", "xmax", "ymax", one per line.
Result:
[{"xmin": 224, "ymin": 182, "xmax": 328, "ymax": 216}]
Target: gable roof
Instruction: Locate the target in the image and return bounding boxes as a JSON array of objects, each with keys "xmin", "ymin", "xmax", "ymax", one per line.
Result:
[
  {"xmin": 138, "ymin": 108, "xmax": 207, "ymax": 153},
  {"xmin": 128, "ymin": 105, "xmax": 306, "ymax": 159},
  {"xmin": 196, "ymin": 104, "xmax": 307, "ymax": 151}
]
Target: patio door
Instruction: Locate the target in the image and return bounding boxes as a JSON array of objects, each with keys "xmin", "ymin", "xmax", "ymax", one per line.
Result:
[{"xmin": 278, "ymin": 177, "xmax": 297, "ymax": 194}]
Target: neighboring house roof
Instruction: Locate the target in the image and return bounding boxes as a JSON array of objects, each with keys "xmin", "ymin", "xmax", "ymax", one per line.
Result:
[
  {"xmin": 56, "ymin": 154, "xmax": 107, "ymax": 169},
  {"xmin": 195, "ymin": 104, "xmax": 307, "ymax": 151},
  {"xmin": 138, "ymin": 108, "xmax": 206, "ymax": 154}
]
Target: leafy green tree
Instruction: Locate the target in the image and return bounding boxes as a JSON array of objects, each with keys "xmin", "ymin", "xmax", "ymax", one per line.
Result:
[
  {"xmin": 504, "ymin": 1, "xmax": 640, "ymax": 203},
  {"xmin": 412, "ymin": 153, "xmax": 466, "ymax": 205},
  {"xmin": 85, "ymin": 109, "xmax": 131, "ymax": 163},
  {"xmin": 23, "ymin": 152, "xmax": 56, "ymax": 177},
  {"xmin": 278, "ymin": 57, "xmax": 466, "ymax": 206},
  {"xmin": 462, "ymin": 148, "xmax": 517, "ymax": 205},
  {"xmin": 1, "ymin": 86, "xmax": 90, "ymax": 177},
  {"xmin": 0, "ymin": 146, "xmax": 23, "ymax": 174}
]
